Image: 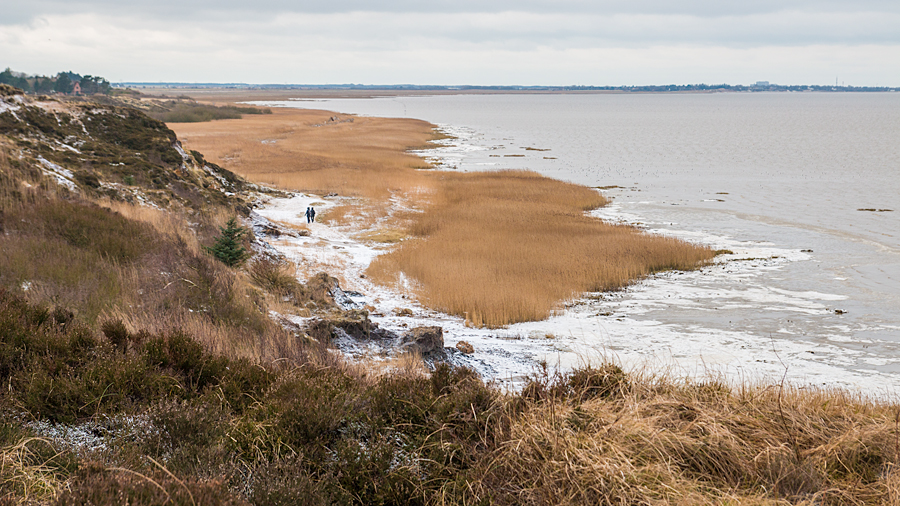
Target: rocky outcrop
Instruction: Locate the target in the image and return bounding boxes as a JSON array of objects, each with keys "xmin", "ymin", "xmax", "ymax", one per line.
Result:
[
  {"xmin": 455, "ymin": 341, "xmax": 474, "ymax": 354},
  {"xmin": 401, "ymin": 326, "xmax": 444, "ymax": 355},
  {"xmin": 302, "ymin": 272, "xmax": 360, "ymax": 311},
  {"xmin": 306, "ymin": 309, "xmax": 397, "ymax": 342}
]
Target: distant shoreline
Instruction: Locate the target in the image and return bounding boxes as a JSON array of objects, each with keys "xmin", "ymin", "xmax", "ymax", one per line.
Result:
[{"xmin": 131, "ymin": 84, "xmax": 899, "ymax": 103}]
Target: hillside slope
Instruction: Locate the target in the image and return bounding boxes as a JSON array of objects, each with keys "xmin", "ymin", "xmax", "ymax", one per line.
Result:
[{"xmin": 0, "ymin": 84, "xmax": 253, "ymax": 214}]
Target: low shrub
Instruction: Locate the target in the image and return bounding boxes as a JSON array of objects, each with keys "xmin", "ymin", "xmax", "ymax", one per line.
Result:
[
  {"xmin": 0, "ymin": 290, "xmax": 274, "ymax": 423},
  {"xmin": 249, "ymin": 258, "xmax": 304, "ymax": 300},
  {"xmin": 267, "ymin": 367, "xmax": 362, "ymax": 447},
  {"xmin": 56, "ymin": 461, "xmax": 247, "ymax": 506},
  {"xmin": 249, "ymin": 456, "xmax": 331, "ymax": 506},
  {"xmin": 149, "ymin": 103, "xmax": 271, "ymax": 123}
]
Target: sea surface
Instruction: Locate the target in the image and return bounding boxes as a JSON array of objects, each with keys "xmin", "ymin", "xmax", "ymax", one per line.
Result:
[{"xmin": 254, "ymin": 93, "xmax": 900, "ymax": 394}]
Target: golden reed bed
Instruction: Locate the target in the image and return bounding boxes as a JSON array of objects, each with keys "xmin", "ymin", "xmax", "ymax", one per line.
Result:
[{"xmin": 170, "ymin": 106, "xmax": 714, "ymax": 326}]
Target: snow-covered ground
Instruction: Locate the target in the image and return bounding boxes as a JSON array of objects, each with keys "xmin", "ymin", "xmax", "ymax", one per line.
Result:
[{"xmin": 254, "ymin": 191, "xmax": 900, "ymax": 396}]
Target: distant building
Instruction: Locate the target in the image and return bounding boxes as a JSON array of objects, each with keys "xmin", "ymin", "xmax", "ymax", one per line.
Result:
[
  {"xmin": 72, "ymin": 82, "xmax": 81, "ymax": 95},
  {"xmin": 754, "ymin": 81, "xmax": 770, "ymax": 87}
]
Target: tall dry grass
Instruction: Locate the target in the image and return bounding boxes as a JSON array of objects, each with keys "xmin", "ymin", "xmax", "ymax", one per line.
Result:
[
  {"xmin": 454, "ymin": 365, "xmax": 900, "ymax": 505},
  {"xmin": 0, "ymin": 437, "xmax": 67, "ymax": 503},
  {"xmin": 170, "ymin": 107, "xmax": 714, "ymax": 327},
  {"xmin": 368, "ymin": 171, "xmax": 715, "ymax": 327},
  {"xmin": 90, "ymin": 200, "xmax": 316, "ymax": 364},
  {"xmin": 94, "ymin": 198, "xmax": 208, "ymax": 256},
  {"xmin": 0, "ymin": 163, "xmax": 307, "ymax": 365},
  {"xmin": 169, "ymin": 108, "xmax": 438, "ymax": 200}
]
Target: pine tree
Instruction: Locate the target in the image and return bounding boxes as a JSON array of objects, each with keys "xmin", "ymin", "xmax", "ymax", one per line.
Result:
[{"xmin": 206, "ymin": 217, "xmax": 250, "ymax": 267}]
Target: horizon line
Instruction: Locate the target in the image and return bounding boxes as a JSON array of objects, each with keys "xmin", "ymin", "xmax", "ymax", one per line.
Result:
[{"xmin": 113, "ymin": 82, "xmax": 900, "ymax": 91}]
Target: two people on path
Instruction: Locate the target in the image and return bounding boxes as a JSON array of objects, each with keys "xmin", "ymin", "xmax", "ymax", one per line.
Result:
[{"xmin": 305, "ymin": 206, "xmax": 316, "ymax": 224}]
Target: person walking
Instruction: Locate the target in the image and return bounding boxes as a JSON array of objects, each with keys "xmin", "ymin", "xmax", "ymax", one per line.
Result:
[
  {"xmin": 305, "ymin": 206, "xmax": 312, "ymax": 224},
  {"xmin": 310, "ymin": 206, "xmax": 316, "ymax": 223}
]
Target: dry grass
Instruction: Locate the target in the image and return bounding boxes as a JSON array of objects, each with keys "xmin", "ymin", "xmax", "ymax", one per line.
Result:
[
  {"xmin": 169, "ymin": 107, "xmax": 438, "ymax": 200},
  {"xmin": 0, "ymin": 190, "xmax": 304, "ymax": 366},
  {"xmin": 166, "ymin": 108, "xmax": 714, "ymax": 327},
  {"xmin": 75, "ymin": 199, "xmax": 312, "ymax": 363},
  {"xmin": 452, "ymin": 365, "xmax": 900, "ymax": 505},
  {"xmin": 350, "ymin": 351, "xmax": 430, "ymax": 380},
  {"xmin": 368, "ymin": 170, "xmax": 715, "ymax": 326},
  {"xmin": 314, "ymin": 203, "xmax": 364, "ymax": 227},
  {"xmin": 93, "ymin": 198, "xmax": 216, "ymax": 257},
  {"xmin": 0, "ymin": 438, "xmax": 68, "ymax": 503},
  {"xmin": 354, "ymin": 227, "xmax": 408, "ymax": 244}
]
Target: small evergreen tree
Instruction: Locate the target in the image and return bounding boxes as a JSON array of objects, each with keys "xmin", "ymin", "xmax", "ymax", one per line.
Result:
[{"xmin": 206, "ymin": 217, "xmax": 251, "ymax": 267}]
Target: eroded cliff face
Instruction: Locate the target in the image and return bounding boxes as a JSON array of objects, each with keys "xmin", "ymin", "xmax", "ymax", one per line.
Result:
[{"xmin": 0, "ymin": 83, "xmax": 255, "ymax": 215}]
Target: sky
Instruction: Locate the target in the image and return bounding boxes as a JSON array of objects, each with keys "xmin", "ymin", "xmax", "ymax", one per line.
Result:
[{"xmin": 2, "ymin": 0, "xmax": 899, "ymax": 86}]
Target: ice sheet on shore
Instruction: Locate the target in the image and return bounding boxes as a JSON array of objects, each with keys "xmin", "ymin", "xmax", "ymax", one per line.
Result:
[{"xmin": 256, "ymin": 191, "xmax": 900, "ymax": 398}]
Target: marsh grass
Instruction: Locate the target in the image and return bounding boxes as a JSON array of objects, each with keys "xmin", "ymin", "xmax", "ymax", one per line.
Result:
[
  {"xmin": 354, "ymin": 228, "xmax": 408, "ymax": 244},
  {"xmin": 169, "ymin": 108, "xmax": 438, "ymax": 200},
  {"xmin": 369, "ymin": 170, "xmax": 716, "ymax": 327},
  {"xmin": 149, "ymin": 102, "xmax": 271, "ymax": 123},
  {"xmin": 169, "ymin": 110, "xmax": 714, "ymax": 326}
]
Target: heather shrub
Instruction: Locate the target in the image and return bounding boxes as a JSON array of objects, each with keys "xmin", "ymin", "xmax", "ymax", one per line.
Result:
[
  {"xmin": 249, "ymin": 456, "xmax": 331, "ymax": 506},
  {"xmin": 101, "ymin": 318, "xmax": 130, "ymax": 351},
  {"xmin": 267, "ymin": 367, "xmax": 362, "ymax": 447},
  {"xmin": 564, "ymin": 364, "xmax": 629, "ymax": 401},
  {"xmin": 56, "ymin": 461, "xmax": 247, "ymax": 506}
]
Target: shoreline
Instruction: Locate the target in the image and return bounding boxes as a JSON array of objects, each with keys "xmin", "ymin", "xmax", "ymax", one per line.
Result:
[
  {"xmin": 254, "ymin": 190, "xmax": 900, "ymax": 396},
  {"xmin": 6, "ymin": 81, "xmax": 900, "ymax": 505},
  {"xmin": 135, "ymin": 86, "xmax": 900, "ymax": 104},
  {"xmin": 260, "ymin": 93, "xmax": 900, "ymax": 394},
  {"xmin": 170, "ymin": 94, "xmax": 899, "ymax": 395}
]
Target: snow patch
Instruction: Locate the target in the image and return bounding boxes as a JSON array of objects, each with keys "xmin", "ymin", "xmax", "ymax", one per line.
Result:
[
  {"xmin": 37, "ymin": 156, "xmax": 77, "ymax": 190},
  {"xmin": 28, "ymin": 415, "xmax": 156, "ymax": 456},
  {"xmin": 173, "ymin": 142, "xmax": 191, "ymax": 161}
]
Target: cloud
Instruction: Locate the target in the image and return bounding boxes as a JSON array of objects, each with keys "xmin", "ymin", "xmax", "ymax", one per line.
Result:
[
  {"xmin": 7, "ymin": 0, "xmax": 900, "ymax": 19},
  {"xmin": 1, "ymin": 2, "xmax": 899, "ymax": 85}
]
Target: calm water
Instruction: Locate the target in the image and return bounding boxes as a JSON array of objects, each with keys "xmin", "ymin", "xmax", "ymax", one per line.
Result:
[{"xmin": 257, "ymin": 93, "xmax": 900, "ymax": 392}]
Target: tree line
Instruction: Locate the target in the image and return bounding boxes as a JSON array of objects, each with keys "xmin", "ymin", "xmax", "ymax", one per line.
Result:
[{"xmin": 0, "ymin": 68, "xmax": 111, "ymax": 95}]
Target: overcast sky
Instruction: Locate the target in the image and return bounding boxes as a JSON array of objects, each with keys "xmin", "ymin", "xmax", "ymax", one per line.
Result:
[{"xmin": 2, "ymin": 0, "xmax": 899, "ymax": 86}]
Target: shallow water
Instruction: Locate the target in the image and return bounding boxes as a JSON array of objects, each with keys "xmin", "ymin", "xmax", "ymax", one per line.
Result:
[{"xmin": 254, "ymin": 93, "xmax": 900, "ymax": 394}]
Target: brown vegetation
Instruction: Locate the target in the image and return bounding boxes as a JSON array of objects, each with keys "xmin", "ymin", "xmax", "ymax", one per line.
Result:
[
  {"xmin": 1, "ymin": 293, "xmax": 897, "ymax": 506},
  {"xmin": 0, "ymin": 146, "xmax": 302, "ymax": 365},
  {"xmin": 171, "ymin": 107, "xmax": 714, "ymax": 327},
  {"xmin": 169, "ymin": 107, "xmax": 438, "ymax": 200},
  {"xmin": 2, "ymin": 92, "xmax": 898, "ymax": 505},
  {"xmin": 458, "ymin": 365, "xmax": 900, "ymax": 505},
  {"xmin": 368, "ymin": 170, "xmax": 715, "ymax": 326}
]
